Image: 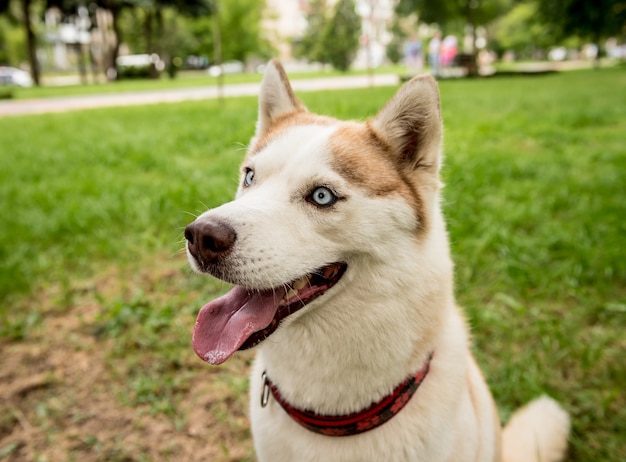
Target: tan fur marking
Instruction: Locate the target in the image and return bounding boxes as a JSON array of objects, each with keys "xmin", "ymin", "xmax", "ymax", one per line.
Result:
[{"xmin": 327, "ymin": 123, "xmax": 428, "ymax": 232}]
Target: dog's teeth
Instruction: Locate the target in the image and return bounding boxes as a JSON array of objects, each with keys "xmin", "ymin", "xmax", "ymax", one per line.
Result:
[
  {"xmin": 293, "ymin": 275, "xmax": 309, "ymax": 290},
  {"xmin": 285, "ymin": 288, "xmax": 298, "ymax": 300}
]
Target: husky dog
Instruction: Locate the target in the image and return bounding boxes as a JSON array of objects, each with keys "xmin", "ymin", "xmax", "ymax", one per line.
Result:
[{"xmin": 184, "ymin": 60, "xmax": 570, "ymax": 462}]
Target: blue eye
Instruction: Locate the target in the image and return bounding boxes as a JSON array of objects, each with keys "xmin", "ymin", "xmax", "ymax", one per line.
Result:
[
  {"xmin": 243, "ymin": 169, "xmax": 254, "ymax": 187},
  {"xmin": 309, "ymin": 186, "xmax": 337, "ymax": 207}
]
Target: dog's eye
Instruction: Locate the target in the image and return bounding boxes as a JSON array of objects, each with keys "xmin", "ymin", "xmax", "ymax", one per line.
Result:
[
  {"xmin": 243, "ymin": 168, "xmax": 255, "ymax": 187},
  {"xmin": 309, "ymin": 186, "xmax": 337, "ymax": 207}
]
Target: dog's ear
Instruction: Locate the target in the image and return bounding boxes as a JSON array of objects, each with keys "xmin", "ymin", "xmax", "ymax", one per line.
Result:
[
  {"xmin": 255, "ymin": 60, "xmax": 305, "ymax": 137},
  {"xmin": 370, "ymin": 75, "xmax": 442, "ymax": 173}
]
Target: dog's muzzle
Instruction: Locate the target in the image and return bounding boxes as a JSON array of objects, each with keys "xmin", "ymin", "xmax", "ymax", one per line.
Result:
[{"xmin": 184, "ymin": 219, "xmax": 236, "ymax": 270}]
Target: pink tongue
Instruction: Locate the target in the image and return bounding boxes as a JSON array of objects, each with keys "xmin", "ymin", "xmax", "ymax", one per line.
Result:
[{"xmin": 192, "ymin": 286, "xmax": 280, "ymax": 365}]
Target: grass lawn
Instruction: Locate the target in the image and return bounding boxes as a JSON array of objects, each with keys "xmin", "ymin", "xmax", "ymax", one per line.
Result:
[{"xmin": 0, "ymin": 68, "xmax": 624, "ymax": 461}]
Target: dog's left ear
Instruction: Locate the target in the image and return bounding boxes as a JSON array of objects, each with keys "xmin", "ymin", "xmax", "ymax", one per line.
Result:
[
  {"xmin": 255, "ymin": 60, "xmax": 305, "ymax": 137},
  {"xmin": 370, "ymin": 75, "xmax": 442, "ymax": 173}
]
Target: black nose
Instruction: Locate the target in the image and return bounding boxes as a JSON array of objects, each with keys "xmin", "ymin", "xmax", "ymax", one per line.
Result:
[{"xmin": 184, "ymin": 220, "xmax": 236, "ymax": 267}]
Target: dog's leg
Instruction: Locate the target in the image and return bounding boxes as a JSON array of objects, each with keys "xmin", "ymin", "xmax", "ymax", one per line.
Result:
[{"xmin": 501, "ymin": 396, "xmax": 570, "ymax": 462}]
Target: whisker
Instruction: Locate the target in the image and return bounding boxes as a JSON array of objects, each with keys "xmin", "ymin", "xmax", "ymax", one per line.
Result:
[
  {"xmin": 196, "ymin": 201, "xmax": 211, "ymax": 212},
  {"xmin": 181, "ymin": 210, "xmax": 199, "ymax": 219}
]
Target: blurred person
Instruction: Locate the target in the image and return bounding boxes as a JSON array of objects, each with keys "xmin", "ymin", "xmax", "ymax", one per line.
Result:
[
  {"xmin": 403, "ymin": 35, "xmax": 423, "ymax": 75},
  {"xmin": 441, "ymin": 35, "xmax": 458, "ymax": 68},
  {"xmin": 428, "ymin": 31, "xmax": 442, "ymax": 77}
]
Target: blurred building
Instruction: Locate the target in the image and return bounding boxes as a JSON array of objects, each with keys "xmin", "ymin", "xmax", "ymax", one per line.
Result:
[
  {"xmin": 264, "ymin": 0, "xmax": 394, "ymax": 68},
  {"xmin": 43, "ymin": 6, "xmax": 118, "ymax": 80},
  {"xmin": 44, "ymin": 7, "xmax": 91, "ymax": 71},
  {"xmin": 263, "ymin": 0, "xmax": 309, "ymax": 61}
]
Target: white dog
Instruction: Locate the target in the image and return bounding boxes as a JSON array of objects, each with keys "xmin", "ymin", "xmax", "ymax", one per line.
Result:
[{"xmin": 184, "ymin": 60, "xmax": 570, "ymax": 462}]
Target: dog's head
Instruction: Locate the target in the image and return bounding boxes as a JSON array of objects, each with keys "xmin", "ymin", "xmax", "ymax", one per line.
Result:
[{"xmin": 185, "ymin": 60, "xmax": 444, "ymax": 365}]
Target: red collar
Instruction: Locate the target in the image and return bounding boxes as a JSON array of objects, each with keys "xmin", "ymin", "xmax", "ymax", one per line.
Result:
[{"xmin": 260, "ymin": 353, "xmax": 432, "ymax": 437}]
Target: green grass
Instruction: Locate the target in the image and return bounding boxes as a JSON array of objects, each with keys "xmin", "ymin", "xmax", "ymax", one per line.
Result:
[
  {"xmin": 0, "ymin": 68, "xmax": 624, "ymax": 460},
  {"xmin": 0, "ymin": 96, "xmax": 255, "ymax": 305}
]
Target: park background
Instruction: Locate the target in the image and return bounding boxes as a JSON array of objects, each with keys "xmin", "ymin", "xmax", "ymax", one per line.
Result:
[{"xmin": 1, "ymin": 0, "xmax": 625, "ymax": 461}]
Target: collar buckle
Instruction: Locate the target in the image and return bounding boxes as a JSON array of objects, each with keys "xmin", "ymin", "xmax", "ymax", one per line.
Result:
[{"xmin": 260, "ymin": 371, "xmax": 271, "ymax": 408}]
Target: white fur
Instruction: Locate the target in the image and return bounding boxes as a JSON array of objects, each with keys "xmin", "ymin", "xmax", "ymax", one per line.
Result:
[
  {"xmin": 502, "ymin": 396, "xmax": 571, "ymax": 462},
  {"xmin": 187, "ymin": 60, "xmax": 570, "ymax": 462}
]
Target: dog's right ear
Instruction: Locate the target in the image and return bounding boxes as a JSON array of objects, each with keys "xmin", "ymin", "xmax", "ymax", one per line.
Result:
[
  {"xmin": 370, "ymin": 75, "xmax": 442, "ymax": 174},
  {"xmin": 255, "ymin": 60, "xmax": 305, "ymax": 137}
]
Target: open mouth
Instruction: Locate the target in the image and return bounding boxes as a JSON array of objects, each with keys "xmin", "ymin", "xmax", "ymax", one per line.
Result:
[{"xmin": 192, "ymin": 262, "xmax": 347, "ymax": 365}]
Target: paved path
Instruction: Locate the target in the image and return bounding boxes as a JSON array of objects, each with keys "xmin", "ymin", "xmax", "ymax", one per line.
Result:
[{"xmin": 0, "ymin": 74, "xmax": 399, "ymax": 117}]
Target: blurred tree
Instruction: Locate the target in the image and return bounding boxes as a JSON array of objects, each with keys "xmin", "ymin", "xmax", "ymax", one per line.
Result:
[
  {"xmin": 1, "ymin": 0, "xmax": 42, "ymax": 84},
  {"xmin": 537, "ymin": 0, "xmax": 626, "ymax": 59},
  {"xmin": 0, "ymin": 2, "xmax": 8, "ymax": 65},
  {"xmin": 137, "ymin": 0, "xmax": 212, "ymax": 77},
  {"xmin": 179, "ymin": 0, "xmax": 272, "ymax": 64},
  {"xmin": 396, "ymin": 0, "xmax": 511, "ymax": 29},
  {"xmin": 294, "ymin": 0, "xmax": 328, "ymax": 64},
  {"xmin": 386, "ymin": 16, "xmax": 407, "ymax": 64},
  {"xmin": 0, "ymin": 13, "xmax": 27, "ymax": 65},
  {"xmin": 489, "ymin": 2, "xmax": 556, "ymax": 59},
  {"xmin": 322, "ymin": 0, "xmax": 360, "ymax": 71},
  {"xmin": 218, "ymin": 0, "xmax": 272, "ymax": 62},
  {"xmin": 158, "ymin": 10, "xmax": 198, "ymax": 77},
  {"xmin": 185, "ymin": 14, "xmax": 212, "ymax": 56},
  {"xmin": 396, "ymin": 0, "xmax": 457, "ymax": 25},
  {"xmin": 295, "ymin": 0, "xmax": 361, "ymax": 71},
  {"xmin": 99, "ymin": 0, "xmax": 133, "ymax": 77}
]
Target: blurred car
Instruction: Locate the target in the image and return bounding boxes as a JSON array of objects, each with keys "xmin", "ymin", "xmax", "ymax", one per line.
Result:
[
  {"xmin": 0, "ymin": 66, "xmax": 33, "ymax": 87},
  {"xmin": 185, "ymin": 55, "xmax": 209, "ymax": 69},
  {"xmin": 115, "ymin": 54, "xmax": 164, "ymax": 79},
  {"xmin": 208, "ymin": 60, "xmax": 244, "ymax": 77}
]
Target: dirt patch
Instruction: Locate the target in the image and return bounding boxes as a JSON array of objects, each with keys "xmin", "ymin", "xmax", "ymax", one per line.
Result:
[{"xmin": 0, "ymin": 260, "xmax": 255, "ymax": 461}]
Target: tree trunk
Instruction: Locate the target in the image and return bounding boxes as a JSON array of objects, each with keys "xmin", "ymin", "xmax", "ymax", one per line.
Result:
[
  {"xmin": 155, "ymin": 7, "xmax": 163, "ymax": 58},
  {"xmin": 156, "ymin": 7, "xmax": 168, "ymax": 78},
  {"xmin": 22, "ymin": 0, "xmax": 40, "ymax": 86},
  {"xmin": 464, "ymin": 0, "xmax": 478, "ymax": 77},
  {"xmin": 106, "ymin": 4, "xmax": 122, "ymax": 80},
  {"xmin": 144, "ymin": 9, "xmax": 158, "ymax": 79}
]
